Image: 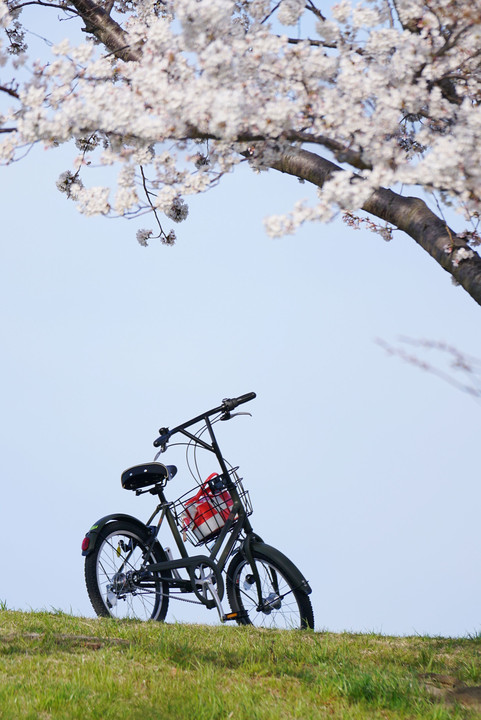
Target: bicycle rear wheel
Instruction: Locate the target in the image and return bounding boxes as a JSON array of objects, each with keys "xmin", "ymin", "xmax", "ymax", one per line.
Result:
[
  {"xmin": 84, "ymin": 520, "xmax": 170, "ymax": 621},
  {"xmin": 226, "ymin": 548, "xmax": 314, "ymax": 629}
]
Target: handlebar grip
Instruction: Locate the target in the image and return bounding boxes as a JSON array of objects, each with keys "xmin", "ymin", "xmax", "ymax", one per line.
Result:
[
  {"xmin": 222, "ymin": 392, "xmax": 256, "ymax": 412},
  {"xmin": 235, "ymin": 392, "xmax": 257, "ymax": 405}
]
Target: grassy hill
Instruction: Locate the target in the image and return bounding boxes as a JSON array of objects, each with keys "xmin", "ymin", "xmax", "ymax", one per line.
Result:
[{"xmin": 1, "ymin": 610, "xmax": 481, "ymax": 719}]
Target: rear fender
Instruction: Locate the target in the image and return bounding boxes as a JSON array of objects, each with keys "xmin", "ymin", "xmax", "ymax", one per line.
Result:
[
  {"xmin": 249, "ymin": 541, "xmax": 312, "ymax": 595},
  {"xmin": 81, "ymin": 513, "xmax": 154, "ymax": 557}
]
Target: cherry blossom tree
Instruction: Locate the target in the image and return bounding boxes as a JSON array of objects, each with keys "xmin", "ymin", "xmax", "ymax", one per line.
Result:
[{"xmin": 2, "ymin": 0, "xmax": 481, "ymax": 303}]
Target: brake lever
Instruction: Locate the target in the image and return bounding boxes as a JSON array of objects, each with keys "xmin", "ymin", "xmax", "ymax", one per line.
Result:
[{"xmin": 220, "ymin": 411, "xmax": 252, "ymax": 421}]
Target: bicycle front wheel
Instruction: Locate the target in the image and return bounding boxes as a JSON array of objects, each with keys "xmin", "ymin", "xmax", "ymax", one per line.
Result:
[
  {"xmin": 226, "ymin": 548, "xmax": 314, "ymax": 629},
  {"xmin": 84, "ymin": 520, "xmax": 170, "ymax": 621}
]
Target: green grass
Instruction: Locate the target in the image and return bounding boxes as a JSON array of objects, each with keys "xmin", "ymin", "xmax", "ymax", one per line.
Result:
[{"xmin": 1, "ymin": 610, "xmax": 481, "ymax": 719}]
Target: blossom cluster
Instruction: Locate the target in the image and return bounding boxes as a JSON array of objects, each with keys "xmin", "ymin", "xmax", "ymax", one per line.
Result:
[{"xmin": 0, "ymin": 0, "xmax": 481, "ymax": 242}]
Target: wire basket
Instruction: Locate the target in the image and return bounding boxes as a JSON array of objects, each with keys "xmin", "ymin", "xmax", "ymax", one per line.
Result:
[{"xmin": 173, "ymin": 469, "xmax": 252, "ymax": 547}]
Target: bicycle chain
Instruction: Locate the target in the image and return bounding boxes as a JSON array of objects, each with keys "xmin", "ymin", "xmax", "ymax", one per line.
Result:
[{"xmin": 169, "ymin": 593, "xmax": 203, "ymax": 605}]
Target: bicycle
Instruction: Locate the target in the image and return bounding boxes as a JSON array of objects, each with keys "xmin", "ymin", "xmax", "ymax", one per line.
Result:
[{"xmin": 81, "ymin": 393, "xmax": 314, "ymax": 629}]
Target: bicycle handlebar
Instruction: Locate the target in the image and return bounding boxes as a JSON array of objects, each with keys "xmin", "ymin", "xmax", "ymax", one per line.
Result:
[{"xmin": 153, "ymin": 392, "xmax": 256, "ymax": 448}]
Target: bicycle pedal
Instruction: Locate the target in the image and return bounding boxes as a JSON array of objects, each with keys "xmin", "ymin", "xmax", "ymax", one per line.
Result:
[{"xmin": 223, "ymin": 611, "xmax": 248, "ymax": 622}]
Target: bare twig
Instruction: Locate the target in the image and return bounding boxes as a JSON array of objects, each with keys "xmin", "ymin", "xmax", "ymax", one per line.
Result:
[{"xmin": 377, "ymin": 337, "xmax": 481, "ymax": 401}]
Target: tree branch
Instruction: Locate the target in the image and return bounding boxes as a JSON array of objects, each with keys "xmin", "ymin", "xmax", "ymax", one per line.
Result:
[
  {"xmin": 182, "ymin": 124, "xmax": 372, "ymax": 171},
  {"xmin": 0, "ymin": 85, "xmax": 19, "ymax": 99},
  {"xmin": 288, "ymin": 131, "xmax": 372, "ymax": 170},
  {"xmin": 270, "ymin": 147, "xmax": 481, "ymax": 306},
  {"xmin": 67, "ymin": 0, "xmax": 141, "ymax": 61},
  {"xmin": 306, "ymin": 0, "xmax": 326, "ymax": 22},
  {"xmin": 10, "ymin": 1, "xmax": 78, "ymax": 13}
]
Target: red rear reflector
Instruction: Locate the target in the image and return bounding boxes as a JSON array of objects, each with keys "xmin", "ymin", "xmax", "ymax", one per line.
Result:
[{"xmin": 81, "ymin": 536, "xmax": 90, "ymax": 552}]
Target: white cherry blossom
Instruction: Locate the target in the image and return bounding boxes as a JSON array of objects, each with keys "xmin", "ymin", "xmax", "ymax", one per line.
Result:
[{"xmin": 1, "ymin": 0, "xmax": 481, "ymax": 302}]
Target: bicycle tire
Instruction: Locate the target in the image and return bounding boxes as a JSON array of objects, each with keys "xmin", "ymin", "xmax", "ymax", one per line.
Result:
[
  {"xmin": 226, "ymin": 548, "xmax": 314, "ymax": 629},
  {"xmin": 84, "ymin": 520, "xmax": 170, "ymax": 621}
]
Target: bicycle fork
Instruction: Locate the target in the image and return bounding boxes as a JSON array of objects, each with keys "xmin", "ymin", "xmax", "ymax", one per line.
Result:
[{"xmin": 242, "ymin": 536, "xmax": 276, "ymax": 614}]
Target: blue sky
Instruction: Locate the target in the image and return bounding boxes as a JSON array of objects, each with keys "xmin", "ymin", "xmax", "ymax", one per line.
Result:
[{"xmin": 2, "ymin": 134, "xmax": 481, "ymax": 636}]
